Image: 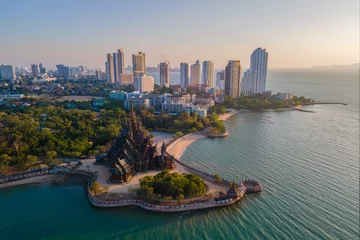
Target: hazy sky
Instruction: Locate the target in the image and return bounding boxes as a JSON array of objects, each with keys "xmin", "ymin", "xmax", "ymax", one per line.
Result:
[{"xmin": 0, "ymin": 0, "xmax": 358, "ymax": 69}]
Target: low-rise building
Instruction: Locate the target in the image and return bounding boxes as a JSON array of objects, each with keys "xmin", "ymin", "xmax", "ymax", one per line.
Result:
[
  {"xmin": 124, "ymin": 95, "xmax": 150, "ymax": 110},
  {"xmin": 0, "ymin": 93, "xmax": 24, "ymax": 99},
  {"xmin": 273, "ymin": 92, "xmax": 294, "ymax": 101},
  {"xmin": 110, "ymin": 90, "xmax": 127, "ymax": 100},
  {"xmin": 92, "ymin": 98, "xmax": 105, "ymax": 107}
]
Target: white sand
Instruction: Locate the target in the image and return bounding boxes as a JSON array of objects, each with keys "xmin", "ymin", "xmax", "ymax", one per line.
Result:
[
  {"xmin": 218, "ymin": 109, "xmax": 240, "ymax": 121},
  {"xmin": 0, "ymin": 175, "xmax": 57, "ymax": 189}
]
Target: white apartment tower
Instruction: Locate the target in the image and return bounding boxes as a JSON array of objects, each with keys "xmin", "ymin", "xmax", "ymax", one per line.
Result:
[
  {"xmin": 159, "ymin": 62, "xmax": 170, "ymax": 87},
  {"xmin": 190, "ymin": 60, "xmax": 201, "ymax": 85},
  {"xmin": 241, "ymin": 69, "xmax": 251, "ymax": 96},
  {"xmin": 202, "ymin": 61, "xmax": 214, "ymax": 88},
  {"xmin": 180, "ymin": 62, "xmax": 190, "ymax": 88},
  {"xmin": 250, "ymin": 48, "xmax": 268, "ymax": 94},
  {"xmin": 225, "ymin": 60, "xmax": 242, "ymax": 98}
]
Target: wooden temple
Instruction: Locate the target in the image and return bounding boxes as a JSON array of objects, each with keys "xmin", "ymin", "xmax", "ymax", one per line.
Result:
[{"xmin": 103, "ymin": 103, "xmax": 174, "ymax": 183}]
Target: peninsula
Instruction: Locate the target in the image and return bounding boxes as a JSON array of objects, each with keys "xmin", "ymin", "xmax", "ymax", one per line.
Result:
[{"xmin": 0, "ymin": 107, "xmax": 261, "ymax": 213}]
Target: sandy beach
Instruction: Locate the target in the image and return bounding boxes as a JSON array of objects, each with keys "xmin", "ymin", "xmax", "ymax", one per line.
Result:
[
  {"xmin": 218, "ymin": 109, "xmax": 240, "ymax": 121},
  {"xmin": 0, "ymin": 175, "xmax": 57, "ymax": 189}
]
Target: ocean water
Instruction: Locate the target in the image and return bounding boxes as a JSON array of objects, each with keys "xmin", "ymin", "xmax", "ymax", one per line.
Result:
[{"xmin": 0, "ymin": 69, "xmax": 359, "ymax": 240}]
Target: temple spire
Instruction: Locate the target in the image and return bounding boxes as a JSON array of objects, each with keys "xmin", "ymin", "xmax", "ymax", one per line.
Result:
[{"xmin": 129, "ymin": 101, "xmax": 137, "ymax": 136}]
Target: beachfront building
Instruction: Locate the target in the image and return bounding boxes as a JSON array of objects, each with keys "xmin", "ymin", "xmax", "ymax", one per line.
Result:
[
  {"xmin": 249, "ymin": 48, "xmax": 268, "ymax": 94},
  {"xmin": 241, "ymin": 69, "xmax": 251, "ymax": 96},
  {"xmin": 162, "ymin": 102, "xmax": 207, "ymax": 117},
  {"xmin": 273, "ymin": 92, "xmax": 294, "ymax": 101},
  {"xmin": 225, "ymin": 60, "xmax": 242, "ymax": 98},
  {"xmin": 202, "ymin": 61, "xmax": 214, "ymax": 88},
  {"xmin": 101, "ymin": 104, "xmax": 174, "ymax": 183}
]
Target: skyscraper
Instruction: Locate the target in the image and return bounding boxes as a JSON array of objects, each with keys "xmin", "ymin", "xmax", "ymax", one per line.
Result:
[
  {"xmin": 180, "ymin": 62, "xmax": 190, "ymax": 88},
  {"xmin": 216, "ymin": 70, "xmax": 225, "ymax": 90},
  {"xmin": 39, "ymin": 63, "xmax": 46, "ymax": 73},
  {"xmin": 249, "ymin": 48, "xmax": 268, "ymax": 94},
  {"xmin": 132, "ymin": 51, "xmax": 146, "ymax": 75},
  {"xmin": 0, "ymin": 65, "xmax": 16, "ymax": 80},
  {"xmin": 224, "ymin": 60, "xmax": 242, "ymax": 98},
  {"xmin": 106, "ymin": 53, "xmax": 114, "ymax": 83},
  {"xmin": 241, "ymin": 69, "xmax": 251, "ymax": 96},
  {"xmin": 190, "ymin": 60, "xmax": 201, "ymax": 85},
  {"xmin": 117, "ymin": 48, "xmax": 124, "ymax": 75},
  {"xmin": 31, "ymin": 64, "xmax": 39, "ymax": 76},
  {"xmin": 113, "ymin": 52, "xmax": 118, "ymax": 83},
  {"xmin": 202, "ymin": 61, "xmax": 214, "ymax": 88},
  {"xmin": 132, "ymin": 51, "xmax": 146, "ymax": 89},
  {"xmin": 95, "ymin": 69, "xmax": 102, "ymax": 80},
  {"xmin": 159, "ymin": 62, "xmax": 170, "ymax": 87}
]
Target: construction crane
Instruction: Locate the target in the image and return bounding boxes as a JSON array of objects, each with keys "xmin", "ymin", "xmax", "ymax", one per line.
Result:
[{"xmin": 161, "ymin": 53, "xmax": 170, "ymax": 64}]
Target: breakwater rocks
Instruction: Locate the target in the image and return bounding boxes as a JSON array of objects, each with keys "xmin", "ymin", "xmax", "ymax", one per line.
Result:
[
  {"xmin": 88, "ymin": 190, "xmax": 244, "ymax": 212},
  {"xmin": 0, "ymin": 169, "xmax": 53, "ymax": 183}
]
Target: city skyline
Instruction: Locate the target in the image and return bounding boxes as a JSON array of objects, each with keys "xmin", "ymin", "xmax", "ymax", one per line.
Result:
[{"xmin": 0, "ymin": 0, "xmax": 358, "ymax": 68}]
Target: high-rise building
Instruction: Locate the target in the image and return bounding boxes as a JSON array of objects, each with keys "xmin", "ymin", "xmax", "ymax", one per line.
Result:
[
  {"xmin": 0, "ymin": 65, "xmax": 16, "ymax": 80},
  {"xmin": 133, "ymin": 51, "xmax": 146, "ymax": 89},
  {"xmin": 56, "ymin": 64, "xmax": 70, "ymax": 78},
  {"xmin": 95, "ymin": 69, "xmax": 102, "ymax": 80},
  {"xmin": 117, "ymin": 48, "xmax": 124, "ymax": 76},
  {"xmin": 241, "ymin": 69, "xmax": 251, "ymax": 96},
  {"xmin": 180, "ymin": 62, "xmax": 190, "ymax": 88},
  {"xmin": 224, "ymin": 60, "xmax": 242, "ymax": 98},
  {"xmin": 159, "ymin": 62, "xmax": 170, "ymax": 87},
  {"xmin": 113, "ymin": 52, "xmax": 118, "ymax": 83},
  {"xmin": 249, "ymin": 48, "xmax": 268, "ymax": 94},
  {"xmin": 132, "ymin": 51, "xmax": 146, "ymax": 75},
  {"xmin": 190, "ymin": 60, "xmax": 201, "ymax": 85},
  {"xmin": 39, "ymin": 63, "xmax": 46, "ymax": 74},
  {"xmin": 79, "ymin": 65, "xmax": 85, "ymax": 73},
  {"xmin": 216, "ymin": 70, "xmax": 225, "ymax": 90},
  {"xmin": 106, "ymin": 53, "xmax": 114, "ymax": 83},
  {"xmin": 202, "ymin": 61, "xmax": 214, "ymax": 88},
  {"xmin": 31, "ymin": 64, "xmax": 39, "ymax": 76}
]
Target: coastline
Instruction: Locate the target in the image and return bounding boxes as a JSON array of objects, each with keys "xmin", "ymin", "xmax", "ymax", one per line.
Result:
[
  {"xmin": 0, "ymin": 110, "xmax": 238, "ymax": 191},
  {"xmin": 0, "ymin": 175, "xmax": 57, "ymax": 189}
]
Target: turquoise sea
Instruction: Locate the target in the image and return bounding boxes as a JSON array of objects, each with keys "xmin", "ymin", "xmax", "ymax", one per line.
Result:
[{"xmin": 0, "ymin": 68, "xmax": 359, "ymax": 240}]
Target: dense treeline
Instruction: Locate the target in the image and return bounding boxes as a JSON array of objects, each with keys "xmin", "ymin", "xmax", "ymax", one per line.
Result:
[
  {"xmin": 138, "ymin": 170, "xmax": 206, "ymax": 200},
  {"xmin": 222, "ymin": 95, "xmax": 313, "ymax": 110},
  {"xmin": 0, "ymin": 100, "xmax": 210, "ymax": 174},
  {"xmin": 0, "ymin": 105, "xmax": 126, "ymax": 174},
  {"xmin": 138, "ymin": 110, "xmax": 209, "ymax": 134}
]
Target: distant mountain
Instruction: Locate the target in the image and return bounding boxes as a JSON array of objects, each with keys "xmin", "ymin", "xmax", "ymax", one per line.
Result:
[{"xmin": 312, "ymin": 63, "xmax": 359, "ymax": 69}]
